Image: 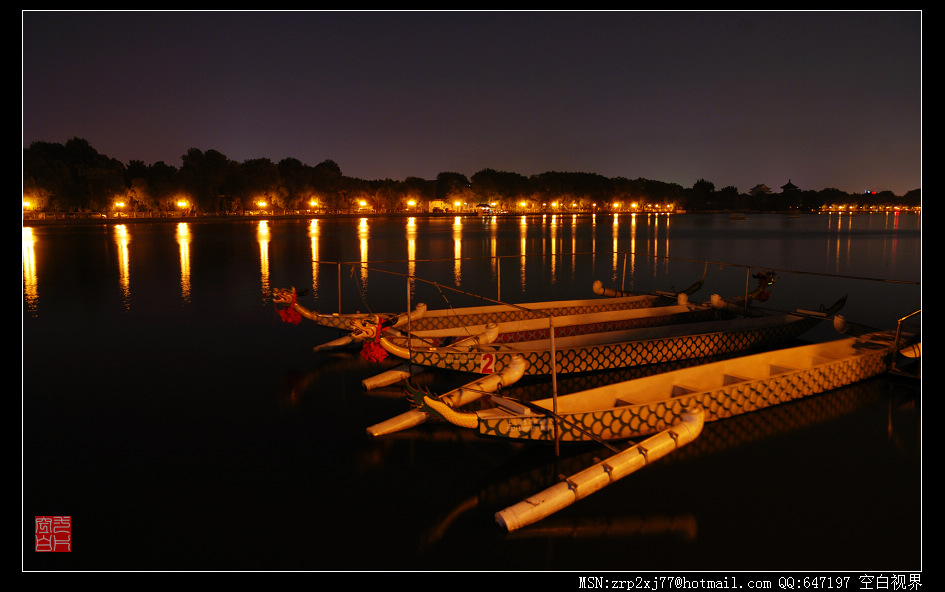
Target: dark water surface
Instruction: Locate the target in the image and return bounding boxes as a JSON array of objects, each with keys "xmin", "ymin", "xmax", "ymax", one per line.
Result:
[{"xmin": 23, "ymin": 212, "xmax": 921, "ymax": 572}]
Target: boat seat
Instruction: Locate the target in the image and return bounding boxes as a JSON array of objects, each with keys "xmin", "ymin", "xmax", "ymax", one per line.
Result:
[
  {"xmin": 854, "ymin": 341, "xmax": 891, "ymax": 351},
  {"xmin": 671, "ymin": 385, "xmax": 698, "ymax": 397},
  {"xmin": 489, "ymin": 395, "xmax": 530, "ymax": 415},
  {"xmin": 811, "ymin": 355, "xmax": 842, "ymax": 365},
  {"xmin": 769, "ymin": 364, "xmax": 798, "ymax": 376},
  {"xmin": 854, "ymin": 330, "xmax": 902, "ymax": 350},
  {"xmin": 722, "ymin": 374, "xmax": 752, "ymax": 385}
]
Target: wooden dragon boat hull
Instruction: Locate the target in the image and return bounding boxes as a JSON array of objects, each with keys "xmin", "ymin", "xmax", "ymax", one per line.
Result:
[
  {"xmin": 272, "ymin": 278, "xmax": 704, "ymax": 334},
  {"xmin": 386, "ymin": 297, "xmax": 735, "ymax": 348},
  {"xmin": 420, "ymin": 335, "xmax": 893, "ymax": 443},
  {"xmin": 401, "ymin": 285, "xmax": 701, "ymax": 334},
  {"xmin": 378, "ymin": 296, "xmax": 846, "ymax": 376}
]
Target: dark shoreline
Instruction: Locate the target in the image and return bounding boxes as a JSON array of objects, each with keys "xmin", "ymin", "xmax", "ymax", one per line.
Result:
[
  {"xmin": 21, "ymin": 211, "xmax": 480, "ymax": 227},
  {"xmin": 22, "ymin": 209, "xmax": 884, "ymax": 228}
]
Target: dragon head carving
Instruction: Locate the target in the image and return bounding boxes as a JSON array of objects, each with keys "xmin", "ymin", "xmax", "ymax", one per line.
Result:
[
  {"xmin": 272, "ymin": 287, "xmax": 298, "ymax": 305},
  {"xmin": 348, "ymin": 316, "xmax": 381, "ymax": 340}
]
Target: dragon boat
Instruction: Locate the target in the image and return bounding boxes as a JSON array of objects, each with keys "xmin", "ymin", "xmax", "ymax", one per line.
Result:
[
  {"xmin": 361, "ymin": 271, "xmax": 780, "ymax": 355},
  {"xmin": 373, "ymin": 293, "xmax": 846, "ymax": 376},
  {"xmin": 361, "ymin": 294, "xmax": 733, "ymax": 350},
  {"xmin": 409, "ymin": 332, "xmax": 903, "ymax": 444},
  {"xmin": 272, "ymin": 276, "xmax": 710, "ymax": 351}
]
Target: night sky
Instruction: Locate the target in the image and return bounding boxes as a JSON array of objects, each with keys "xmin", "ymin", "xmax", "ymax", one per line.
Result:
[{"xmin": 22, "ymin": 11, "xmax": 922, "ymax": 195}]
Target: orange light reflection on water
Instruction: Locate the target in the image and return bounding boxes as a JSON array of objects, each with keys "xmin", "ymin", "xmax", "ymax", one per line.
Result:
[
  {"xmin": 23, "ymin": 227, "xmax": 38, "ymax": 314},
  {"xmin": 177, "ymin": 222, "xmax": 191, "ymax": 302},
  {"xmin": 114, "ymin": 224, "xmax": 131, "ymax": 310},
  {"xmin": 257, "ymin": 221, "xmax": 270, "ymax": 299}
]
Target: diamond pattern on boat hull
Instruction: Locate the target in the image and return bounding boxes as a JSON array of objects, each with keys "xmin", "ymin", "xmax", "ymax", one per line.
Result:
[
  {"xmin": 476, "ymin": 348, "xmax": 890, "ymax": 442},
  {"xmin": 408, "ymin": 315, "xmax": 826, "ymax": 376},
  {"xmin": 407, "ymin": 296, "xmax": 666, "ymax": 332},
  {"xmin": 301, "ymin": 295, "xmax": 672, "ymax": 334},
  {"xmin": 490, "ymin": 309, "xmax": 727, "ymax": 344}
]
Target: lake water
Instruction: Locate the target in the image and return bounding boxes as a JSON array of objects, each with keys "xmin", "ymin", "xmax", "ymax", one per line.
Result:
[{"xmin": 22, "ymin": 212, "xmax": 921, "ymax": 573}]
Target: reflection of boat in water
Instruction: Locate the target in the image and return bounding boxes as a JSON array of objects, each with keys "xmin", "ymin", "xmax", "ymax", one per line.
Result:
[
  {"xmin": 500, "ymin": 513, "xmax": 699, "ymax": 542},
  {"xmin": 277, "ymin": 352, "xmax": 384, "ymax": 408}
]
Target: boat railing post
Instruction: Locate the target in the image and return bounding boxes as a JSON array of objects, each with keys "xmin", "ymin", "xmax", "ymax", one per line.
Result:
[
  {"xmin": 549, "ymin": 313, "xmax": 559, "ymax": 457},
  {"xmin": 891, "ymin": 319, "xmax": 901, "ymax": 372},
  {"xmin": 406, "ymin": 275, "xmax": 412, "ymax": 365},
  {"xmin": 337, "ymin": 262, "xmax": 342, "ymax": 313},
  {"xmin": 744, "ymin": 266, "xmax": 751, "ymax": 313},
  {"xmin": 891, "ymin": 309, "xmax": 921, "ymax": 372},
  {"xmin": 621, "ymin": 252, "xmax": 628, "ymax": 293},
  {"xmin": 496, "ymin": 255, "xmax": 501, "ymax": 302}
]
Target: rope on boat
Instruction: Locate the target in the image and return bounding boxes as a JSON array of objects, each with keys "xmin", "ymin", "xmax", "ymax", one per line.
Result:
[
  {"xmin": 430, "ymin": 281, "xmax": 482, "ymax": 340},
  {"xmin": 349, "ymin": 266, "xmax": 375, "ymax": 315}
]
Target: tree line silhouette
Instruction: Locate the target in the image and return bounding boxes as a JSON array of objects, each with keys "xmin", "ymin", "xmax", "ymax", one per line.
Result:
[{"xmin": 23, "ymin": 137, "xmax": 920, "ymax": 215}]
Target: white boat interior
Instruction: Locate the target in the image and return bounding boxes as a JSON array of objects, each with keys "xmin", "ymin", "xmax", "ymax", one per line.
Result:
[{"xmin": 510, "ymin": 337, "xmax": 886, "ymax": 415}]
